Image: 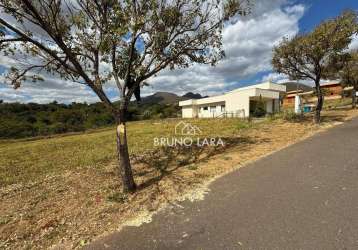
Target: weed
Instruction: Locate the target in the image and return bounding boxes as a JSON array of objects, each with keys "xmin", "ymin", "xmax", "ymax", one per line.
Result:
[
  {"xmin": 223, "ymin": 156, "xmax": 233, "ymax": 161},
  {"xmin": 187, "ymin": 164, "xmax": 198, "ymax": 170},
  {"xmin": 107, "ymin": 192, "xmax": 127, "ymax": 203},
  {"xmin": 0, "ymin": 217, "xmax": 10, "ymax": 225},
  {"xmin": 236, "ymin": 121, "xmax": 252, "ymax": 130},
  {"xmin": 272, "ymin": 110, "xmax": 304, "ymax": 122}
]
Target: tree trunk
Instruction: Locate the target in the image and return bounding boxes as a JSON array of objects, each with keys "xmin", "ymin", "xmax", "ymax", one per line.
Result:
[
  {"xmin": 116, "ymin": 119, "xmax": 136, "ymax": 192},
  {"xmin": 314, "ymin": 81, "xmax": 323, "ymax": 124},
  {"xmin": 352, "ymin": 87, "xmax": 357, "ymax": 109}
]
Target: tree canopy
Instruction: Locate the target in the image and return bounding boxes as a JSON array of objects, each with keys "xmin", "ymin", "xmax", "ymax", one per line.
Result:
[
  {"xmin": 331, "ymin": 50, "xmax": 358, "ymax": 108},
  {"xmin": 0, "ymin": 0, "xmax": 250, "ymax": 114},
  {"xmin": 272, "ymin": 11, "xmax": 358, "ymax": 123},
  {"xmin": 273, "ymin": 11, "xmax": 357, "ymax": 82},
  {"xmin": 0, "ymin": 0, "xmax": 250, "ymax": 192},
  {"xmin": 338, "ymin": 51, "xmax": 358, "ymax": 88}
]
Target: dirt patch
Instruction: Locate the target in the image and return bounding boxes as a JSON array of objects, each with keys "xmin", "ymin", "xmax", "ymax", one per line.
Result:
[{"xmin": 1, "ymin": 109, "xmax": 357, "ymax": 249}]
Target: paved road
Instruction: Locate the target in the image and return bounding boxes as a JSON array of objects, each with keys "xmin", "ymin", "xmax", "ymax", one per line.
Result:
[{"xmin": 87, "ymin": 118, "xmax": 358, "ymax": 250}]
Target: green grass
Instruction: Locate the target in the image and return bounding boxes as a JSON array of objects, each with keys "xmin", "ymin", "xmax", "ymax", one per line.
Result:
[
  {"xmin": 323, "ymin": 97, "xmax": 353, "ymax": 109},
  {"xmin": 0, "ymin": 118, "xmax": 253, "ymax": 186},
  {"xmin": 267, "ymin": 110, "xmax": 304, "ymax": 122}
]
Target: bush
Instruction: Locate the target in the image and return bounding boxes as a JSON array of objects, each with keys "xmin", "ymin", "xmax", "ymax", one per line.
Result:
[
  {"xmin": 0, "ymin": 120, "xmax": 37, "ymax": 138},
  {"xmin": 251, "ymin": 99, "xmax": 266, "ymax": 117},
  {"xmin": 0, "ymin": 101, "xmax": 181, "ymax": 138},
  {"xmin": 281, "ymin": 110, "xmax": 303, "ymax": 122},
  {"xmin": 49, "ymin": 122, "xmax": 68, "ymax": 134}
]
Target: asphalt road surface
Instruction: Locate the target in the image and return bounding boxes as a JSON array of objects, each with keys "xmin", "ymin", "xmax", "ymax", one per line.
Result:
[{"xmin": 87, "ymin": 118, "xmax": 358, "ymax": 250}]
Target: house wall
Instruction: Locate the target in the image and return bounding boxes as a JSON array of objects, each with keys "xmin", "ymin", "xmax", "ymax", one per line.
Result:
[
  {"xmin": 255, "ymin": 88, "xmax": 280, "ymax": 99},
  {"xmin": 283, "ymin": 96, "xmax": 295, "ymax": 107},
  {"xmin": 226, "ymin": 88, "xmax": 280, "ymax": 117},
  {"xmin": 266, "ymin": 100, "xmax": 273, "ymax": 113},
  {"xmin": 265, "ymin": 99, "xmax": 280, "ymax": 113},
  {"xmin": 228, "ymin": 82, "xmax": 286, "ymax": 94},
  {"xmin": 321, "ymin": 84, "xmax": 342, "ymax": 97},
  {"xmin": 181, "ymin": 89, "xmax": 281, "ymax": 118},
  {"xmin": 225, "ymin": 91, "xmax": 250, "ymax": 118},
  {"xmin": 179, "ymin": 82, "xmax": 286, "ymax": 118},
  {"xmin": 198, "ymin": 103, "xmax": 225, "ymax": 118},
  {"xmin": 182, "ymin": 106, "xmax": 197, "ymax": 118}
]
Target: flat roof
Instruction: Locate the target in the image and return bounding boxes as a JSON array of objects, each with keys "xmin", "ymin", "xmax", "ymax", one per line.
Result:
[
  {"xmin": 320, "ymin": 82, "xmax": 341, "ymax": 87},
  {"xmin": 179, "ymin": 81, "xmax": 286, "ymax": 107}
]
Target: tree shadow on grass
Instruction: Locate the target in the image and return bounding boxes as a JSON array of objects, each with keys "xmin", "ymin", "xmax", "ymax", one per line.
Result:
[{"xmin": 132, "ymin": 136, "xmax": 265, "ymax": 191}]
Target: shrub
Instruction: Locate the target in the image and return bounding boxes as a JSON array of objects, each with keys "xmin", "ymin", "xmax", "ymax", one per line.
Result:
[
  {"xmin": 281, "ymin": 110, "xmax": 303, "ymax": 122},
  {"xmin": 253, "ymin": 104, "xmax": 266, "ymax": 117}
]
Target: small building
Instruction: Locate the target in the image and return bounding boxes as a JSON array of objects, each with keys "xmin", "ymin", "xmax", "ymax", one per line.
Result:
[
  {"xmin": 320, "ymin": 82, "xmax": 343, "ymax": 99},
  {"xmin": 179, "ymin": 81, "xmax": 286, "ymax": 118},
  {"xmin": 281, "ymin": 82, "xmax": 313, "ymax": 107},
  {"xmin": 282, "ymin": 82, "xmax": 344, "ymax": 107}
]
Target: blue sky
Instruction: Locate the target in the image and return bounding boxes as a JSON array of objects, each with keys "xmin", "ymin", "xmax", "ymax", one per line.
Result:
[
  {"xmin": 298, "ymin": 0, "xmax": 358, "ymax": 32},
  {"xmin": 1, "ymin": 0, "xmax": 358, "ymax": 103},
  {"xmin": 239, "ymin": 0, "xmax": 358, "ymax": 83},
  {"xmin": 230, "ymin": 0, "xmax": 358, "ymax": 88}
]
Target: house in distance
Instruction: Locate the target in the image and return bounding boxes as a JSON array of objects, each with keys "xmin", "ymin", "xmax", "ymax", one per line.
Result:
[{"xmin": 179, "ymin": 81, "xmax": 286, "ymax": 118}]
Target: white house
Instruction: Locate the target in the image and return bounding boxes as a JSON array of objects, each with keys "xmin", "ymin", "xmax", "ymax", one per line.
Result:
[{"xmin": 179, "ymin": 81, "xmax": 286, "ymax": 118}]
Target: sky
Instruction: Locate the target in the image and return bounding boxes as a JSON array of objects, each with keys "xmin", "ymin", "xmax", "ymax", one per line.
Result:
[{"xmin": 1, "ymin": 0, "xmax": 358, "ymax": 104}]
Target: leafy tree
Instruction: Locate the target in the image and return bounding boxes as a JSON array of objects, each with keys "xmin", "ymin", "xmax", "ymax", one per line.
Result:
[
  {"xmin": 340, "ymin": 51, "xmax": 358, "ymax": 108},
  {"xmin": 330, "ymin": 51, "xmax": 358, "ymax": 108},
  {"xmin": 0, "ymin": 0, "xmax": 249, "ymax": 192},
  {"xmin": 272, "ymin": 11, "xmax": 358, "ymax": 123}
]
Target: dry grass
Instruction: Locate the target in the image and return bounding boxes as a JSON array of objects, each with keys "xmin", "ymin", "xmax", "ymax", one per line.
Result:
[
  {"xmin": 1, "ymin": 109, "xmax": 358, "ymax": 249},
  {"xmin": 0, "ymin": 118, "xmax": 250, "ymax": 186}
]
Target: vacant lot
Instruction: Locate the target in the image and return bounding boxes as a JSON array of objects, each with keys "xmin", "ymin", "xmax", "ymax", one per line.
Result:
[
  {"xmin": 1, "ymin": 109, "xmax": 357, "ymax": 249},
  {"xmin": 0, "ymin": 118, "xmax": 249, "ymax": 186}
]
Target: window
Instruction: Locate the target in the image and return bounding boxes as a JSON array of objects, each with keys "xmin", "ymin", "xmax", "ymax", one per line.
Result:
[
  {"xmin": 221, "ymin": 105, "xmax": 225, "ymax": 112},
  {"xmin": 210, "ymin": 106, "xmax": 216, "ymax": 112},
  {"xmin": 203, "ymin": 106, "xmax": 208, "ymax": 111}
]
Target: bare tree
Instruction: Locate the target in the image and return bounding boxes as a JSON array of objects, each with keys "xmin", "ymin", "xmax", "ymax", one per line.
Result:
[
  {"xmin": 0, "ymin": 0, "xmax": 250, "ymax": 192},
  {"xmin": 272, "ymin": 11, "xmax": 358, "ymax": 123}
]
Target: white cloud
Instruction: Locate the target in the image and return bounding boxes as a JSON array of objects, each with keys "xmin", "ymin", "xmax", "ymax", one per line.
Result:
[
  {"xmin": 349, "ymin": 34, "xmax": 358, "ymax": 51},
  {"xmin": 261, "ymin": 72, "xmax": 290, "ymax": 83},
  {"xmin": 0, "ymin": 0, "xmax": 306, "ymax": 103},
  {"xmin": 148, "ymin": 1, "xmax": 306, "ymax": 96},
  {"xmin": 0, "ymin": 73, "xmax": 99, "ymax": 103}
]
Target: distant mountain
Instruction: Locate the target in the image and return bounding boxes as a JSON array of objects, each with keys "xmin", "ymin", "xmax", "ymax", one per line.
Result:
[
  {"xmin": 140, "ymin": 91, "xmax": 204, "ymax": 105},
  {"xmin": 281, "ymin": 82, "xmax": 313, "ymax": 93},
  {"xmin": 182, "ymin": 92, "xmax": 203, "ymax": 99},
  {"xmin": 140, "ymin": 92, "xmax": 181, "ymax": 105}
]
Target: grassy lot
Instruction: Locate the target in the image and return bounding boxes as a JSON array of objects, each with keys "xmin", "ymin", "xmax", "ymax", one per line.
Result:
[
  {"xmin": 323, "ymin": 97, "xmax": 353, "ymax": 109},
  {"xmin": 282, "ymin": 97, "xmax": 354, "ymax": 112},
  {"xmin": 0, "ymin": 118, "xmax": 250, "ymax": 186},
  {"xmin": 1, "ymin": 109, "xmax": 357, "ymax": 249}
]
